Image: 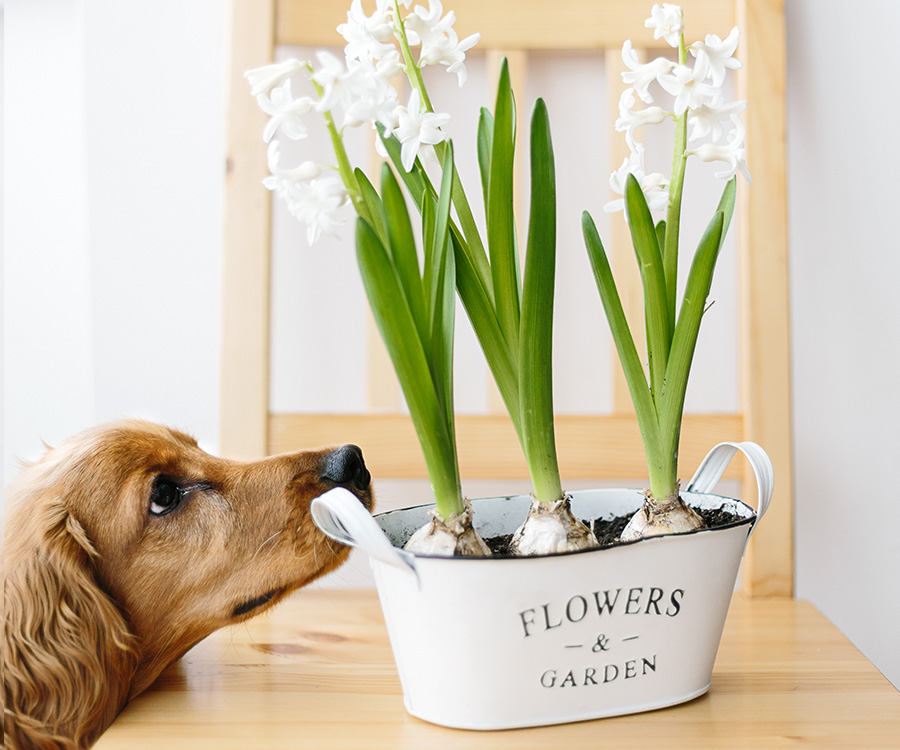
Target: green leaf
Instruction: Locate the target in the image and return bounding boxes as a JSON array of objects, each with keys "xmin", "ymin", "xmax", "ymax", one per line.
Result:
[
  {"xmin": 356, "ymin": 218, "xmax": 462, "ymax": 518},
  {"xmin": 477, "ymin": 107, "xmax": 494, "ymax": 206},
  {"xmin": 354, "ymin": 168, "xmax": 387, "ymax": 247},
  {"xmin": 425, "ymin": 144, "xmax": 455, "ymax": 331},
  {"xmin": 582, "ymin": 211, "xmax": 660, "ymax": 457},
  {"xmin": 715, "ymin": 178, "xmax": 737, "ymax": 248},
  {"xmin": 380, "ymin": 163, "xmax": 428, "ymax": 348},
  {"xmin": 487, "ymin": 57, "xmax": 520, "ymax": 352},
  {"xmin": 657, "ymin": 210, "xmax": 725, "ymax": 466},
  {"xmin": 655, "ymin": 219, "xmax": 667, "ymax": 266},
  {"xmin": 519, "ymin": 98, "xmax": 561, "ymax": 503},
  {"xmin": 625, "ymin": 174, "xmax": 671, "ymax": 405},
  {"xmin": 376, "ymin": 125, "xmax": 427, "ymax": 208},
  {"xmin": 452, "ymin": 232, "xmax": 522, "ymax": 441},
  {"xmin": 431, "ymin": 221, "xmax": 457, "ymax": 466},
  {"xmin": 381, "ymin": 122, "xmax": 492, "ymax": 302}
]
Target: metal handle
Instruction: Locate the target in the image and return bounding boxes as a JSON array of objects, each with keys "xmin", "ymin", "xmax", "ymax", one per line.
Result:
[
  {"xmin": 311, "ymin": 488, "xmax": 417, "ymax": 574},
  {"xmin": 685, "ymin": 441, "xmax": 774, "ymax": 539}
]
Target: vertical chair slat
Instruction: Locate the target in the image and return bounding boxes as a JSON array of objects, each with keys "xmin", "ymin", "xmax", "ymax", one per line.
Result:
[
  {"xmin": 221, "ymin": 0, "xmax": 276, "ymax": 459},
  {"xmin": 736, "ymin": 0, "xmax": 793, "ymax": 597}
]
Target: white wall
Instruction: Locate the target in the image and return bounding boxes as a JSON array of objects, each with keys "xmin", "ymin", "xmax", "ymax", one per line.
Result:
[
  {"xmin": 4, "ymin": 0, "xmax": 899, "ymax": 691},
  {"xmin": 4, "ymin": 0, "xmax": 95, "ymax": 485},
  {"xmin": 786, "ymin": 0, "xmax": 900, "ymax": 689},
  {"xmin": 3, "ymin": 0, "xmax": 225, "ymax": 481}
]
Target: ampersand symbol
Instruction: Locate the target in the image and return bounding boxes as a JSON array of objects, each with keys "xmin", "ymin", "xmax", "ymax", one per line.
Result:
[{"xmin": 592, "ymin": 634, "xmax": 610, "ymax": 652}]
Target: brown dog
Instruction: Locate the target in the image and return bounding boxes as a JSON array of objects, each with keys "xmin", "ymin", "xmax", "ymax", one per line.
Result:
[{"xmin": 2, "ymin": 420, "xmax": 372, "ymax": 749}]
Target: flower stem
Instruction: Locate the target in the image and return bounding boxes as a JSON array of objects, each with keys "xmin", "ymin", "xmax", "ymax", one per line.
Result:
[
  {"xmin": 655, "ymin": 34, "xmax": 689, "ymax": 501},
  {"xmin": 662, "ymin": 34, "xmax": 689, "ymax": 339},
  {"xmin": 393, "ymin": 2, "xmax": 435, "ymax": 114},
  {"xmin": 391, "ymin": 1, "xmax": 493, "ymax": 291},
  {"xmin": 309, "ymin": 76, "xmax": 370, "ymax": 225}
]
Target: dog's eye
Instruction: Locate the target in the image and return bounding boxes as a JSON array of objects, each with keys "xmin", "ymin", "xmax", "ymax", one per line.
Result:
[{"xmin": 150, "ymin": 476, "xmax": 184, "ymax": 516}]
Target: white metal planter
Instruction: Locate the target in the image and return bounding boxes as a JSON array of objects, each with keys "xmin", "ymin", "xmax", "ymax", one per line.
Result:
[{"xmin": 312, "ymin": 442, "xmax": 773, "ymax": 730}]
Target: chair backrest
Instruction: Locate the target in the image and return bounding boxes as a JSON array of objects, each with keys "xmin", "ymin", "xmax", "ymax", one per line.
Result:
[{"xmin": 221, "ymin": 0, "xmax": 792, "ymax": 597}]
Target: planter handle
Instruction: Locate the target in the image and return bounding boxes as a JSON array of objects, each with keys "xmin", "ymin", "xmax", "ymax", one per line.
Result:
[
  {"xmin": 311, "ymin": 488, "xmax": 418, "ymax": 575},
  {"xmin": 686, "ymin": 441, "xmax": 773, "ymax": 539}
]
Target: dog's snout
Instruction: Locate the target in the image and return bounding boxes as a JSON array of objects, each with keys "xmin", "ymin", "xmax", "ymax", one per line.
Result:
[{"xmin": 321, "ymin": 444, "xmax": 371, "ymax": 492}]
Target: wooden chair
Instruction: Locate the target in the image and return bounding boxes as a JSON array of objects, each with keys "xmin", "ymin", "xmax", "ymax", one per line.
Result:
[{"xmin": 220, "ymin": 0, "xmax": 792, "ymax": 597}]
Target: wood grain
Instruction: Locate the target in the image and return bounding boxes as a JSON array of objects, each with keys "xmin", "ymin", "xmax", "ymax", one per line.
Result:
[
  {"xmin": 94, "ymin": 589, "xmax": 900, "ymax": 749},
  {"xmin": 276, "ymin": 0, "xmax": 735, "ymax": 51}
]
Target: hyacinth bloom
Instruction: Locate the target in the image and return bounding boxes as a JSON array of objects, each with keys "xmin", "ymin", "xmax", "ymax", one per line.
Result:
[
  {"xmin": 687, "ymin": 98, "xmax": 746, "ymax": 143},
  {"xmin": 257, "ymin": 79, "xmax": 315, "ymax": 143},
  {"xmin": 658, "ymin": 63, "xmax": 721, "ymax": 116},
  {"xmin": 337, "ymin": 0, "xmax": 395, "ymax": 65},
  {"xmin": 605, "ymin": 3, "xmax": 749, "ymax": 215},
  {"xmin": 690, "ymin": 27, "xmax": 742, "ymax": 87},
  {"xmin": 644, "ymin": 2, "xmax": 684, "ymax": 47},
  {"xmin": 394, "ymin": 89, "xmax": 451, "ymax": 171},
  {"xmin": 605, "ymin": 147, "xmax": 669, "ymax": 214},
  {"xmin": 615, "ymin": 88, "xmax": 667, "ymax": 150},
  {"xmin": 245, "ymin": 0, "xmax": 483, "ymax": 248},
  {"xmin": 585, "ymin": 4, "xmax": 748, "ymax": 542},
  {"xmin": 621, "ymin": 41, "xmax": 673, "ymax": 104},
  {"xmin": 245, "ymin": 58, "xmax": 308, "ymax": 97},
  {"xmin": 405, "ymin": 0, "xmax": 481, "ymax": 85}
]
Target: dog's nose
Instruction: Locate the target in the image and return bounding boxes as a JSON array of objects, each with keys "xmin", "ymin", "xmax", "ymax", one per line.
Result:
[{"xmin": 321, "ymin": 444, "xmax": 371, "ymax": 492}]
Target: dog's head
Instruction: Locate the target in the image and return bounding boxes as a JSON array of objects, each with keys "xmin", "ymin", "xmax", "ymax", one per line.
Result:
[{"xmin": 3, "ymin": 420, "xmax": 372, "ymax": 748}]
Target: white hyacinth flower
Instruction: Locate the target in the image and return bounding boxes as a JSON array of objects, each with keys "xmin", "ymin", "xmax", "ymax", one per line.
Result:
[
  {"xmin": 394, "ymin": 89, "xmax": 450, "ymax": 171},
  {"xmin": 690, "ymin": 27, "xmax": 742, "ymax": 87},
  {"xmin": 621, "ymin": 41, "xmax": 674, "ymax": 104},
  {"xmin": 687, "ymin": 98, "xmax": 746, "ymax": 143},
  {"xmin": 690, "ymin": 116, "xmax": 752, "ymax": 183},
  {"xmin": 404, "ymin": 0, "xmax": 454, "ymax": 47},
  {"xmin": 373, "ymin": 49, "xmax": 405, "ymax": 80},
  {"xmin": 312, "ymin": 50, "xmax": 370, "ymax": 115},
  {"xmin": 605, "ymin": 146, "xmax": 670, "ymax": 214},
  {"xmin": 615, "ymin": 88, "xmax": 668, "ymax": 150},
  {"xmin": 263, "ymin": 140, "xmax": 323, "ymax": 187},
  {"xmin": 257, "ymin": 79, "xmax": 316, "ymax": 142},
  {"xmin": 644, "ymin": 3, "xmax": 684, "ymax": 48},
  {"xmin": 245, "ymin": 58, "xmax": 308, "ymax": 97},
  {"xmin": 261, "ymin": 140, "xmax": 346, "ymax": 245},
  {"xmin": 338, "ymin": 0, "xmax": 397, "ymax": 66},
  {"xmin": 312, "ymin": 50, "xmax": 400, "ymax": 131},
  {"xmin": 405, "ymin": 0, "xmax": 481, "ymax": 86},
  {"xmin": 342, "ymin": 70, "xmax": 400, "ymax": 130},
  {"xmin": 658, "ymin": 62, "xmax": 721, "ymax": 115},
  {"xmin": 286, "ymin": 175, "xmax": 350, "ymax": 245}
]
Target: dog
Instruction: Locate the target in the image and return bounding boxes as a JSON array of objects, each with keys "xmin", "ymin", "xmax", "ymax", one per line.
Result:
[{"xmin": 2, "ymin": 420, "xmax": 372, "ymax": 749}]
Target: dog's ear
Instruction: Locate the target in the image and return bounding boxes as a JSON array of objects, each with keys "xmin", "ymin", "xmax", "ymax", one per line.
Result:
[{"xmin": 3, "ymin": 497, "xmax": 139, "ymax": 749}]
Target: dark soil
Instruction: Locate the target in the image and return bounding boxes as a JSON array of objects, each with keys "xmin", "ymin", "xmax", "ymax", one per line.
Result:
[{"xmin": 484, "ymin": 506, "xmax": 745, "ymax": 557}]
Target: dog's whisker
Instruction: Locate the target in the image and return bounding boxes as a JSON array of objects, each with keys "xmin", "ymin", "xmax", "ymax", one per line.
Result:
[{"xmin": 255, "ymin": 530, "xmax": 284, "ymax": 557}]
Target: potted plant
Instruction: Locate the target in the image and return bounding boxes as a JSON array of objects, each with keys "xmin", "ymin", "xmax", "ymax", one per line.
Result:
[{"xmin": 247, "ymin": 0, "xmax": 774, "ymax": 730}]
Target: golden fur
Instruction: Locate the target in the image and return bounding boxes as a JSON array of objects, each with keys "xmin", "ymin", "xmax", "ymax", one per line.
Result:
[{"xmin": 2, "ymin": 420, "xmax": 372, "ymax": 749}]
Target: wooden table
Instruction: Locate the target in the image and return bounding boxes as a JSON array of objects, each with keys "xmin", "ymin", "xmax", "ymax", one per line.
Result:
[{"xmin": 95, "ymin": 589, "xmax": 900, "ymax": 749}]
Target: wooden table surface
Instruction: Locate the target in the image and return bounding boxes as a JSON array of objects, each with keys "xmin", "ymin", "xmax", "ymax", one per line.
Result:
[{"xmin": 95, "ymin": 589, "xmax": 900, "ymax": 750}]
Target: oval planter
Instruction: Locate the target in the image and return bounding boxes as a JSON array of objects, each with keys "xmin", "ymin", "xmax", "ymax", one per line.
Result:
[{"xmin": 312, "ymin": 442, "xmax": 773, "ymax": 730}]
